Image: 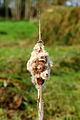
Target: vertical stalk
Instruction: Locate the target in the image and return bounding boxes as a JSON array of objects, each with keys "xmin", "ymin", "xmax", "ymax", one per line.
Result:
[
  {"xmin": 38, "ymin": 85, "xmax": 43, "ymax": 120},
  {"xmin": 39, "ymin": 19, "xmax": 41, "ymax": 41}
]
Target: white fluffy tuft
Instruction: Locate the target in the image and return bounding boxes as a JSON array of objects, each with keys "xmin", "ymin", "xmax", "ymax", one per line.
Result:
[{"xmin": 27, "ymin": 42, "xmax": 52, "ymax": 88}]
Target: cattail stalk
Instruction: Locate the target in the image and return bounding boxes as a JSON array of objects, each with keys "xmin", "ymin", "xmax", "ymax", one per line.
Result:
[
  {"xmin": 27, "ymin": 17, "xmax": 52, "ymax": 120},
  {"xmin": 38, "ymin": 85, "xmax": 43, "ymax": 120},
  {"xmin": 39, "ymin": 19, "xmax": 41, "ymax": 41},
  {"xmin": 38, "ymin": 16, "xmax": 43, "ymax": 120},
  {"xmin": 38, "ymin": 10, "xmax": 41, "ymax": 41}
]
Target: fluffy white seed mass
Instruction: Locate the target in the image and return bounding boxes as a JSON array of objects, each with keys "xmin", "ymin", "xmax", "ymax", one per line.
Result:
[{"xmin": 27, "ymin": 40, "xmax": 52, "ymax": 87}]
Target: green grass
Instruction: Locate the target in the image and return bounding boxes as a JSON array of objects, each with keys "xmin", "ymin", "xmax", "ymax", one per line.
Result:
[
  {"xmin": 0, "ymin": 20, "xmax": 37, "ymax": 44},
  {"xmin": 0, "ymin": 21, "xmax": 80, "ymax": 120}
]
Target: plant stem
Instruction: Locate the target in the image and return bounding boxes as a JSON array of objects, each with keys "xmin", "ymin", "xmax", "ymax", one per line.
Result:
[{"xmin": 38, "ymin": 85, "xmax": 43, "ymax": 120}]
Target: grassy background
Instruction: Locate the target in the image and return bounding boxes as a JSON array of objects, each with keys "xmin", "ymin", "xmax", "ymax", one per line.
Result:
[
  {"xmin": 0, "ymin": 8, "xmax": 80, "ymax": 120},
  {"xmin": 41, "ymin": 6, "xmax": 80, "ymax": 46},
  {"xmin": 0, "ymin": 20, "xmax": 37, "ymax": 45}
]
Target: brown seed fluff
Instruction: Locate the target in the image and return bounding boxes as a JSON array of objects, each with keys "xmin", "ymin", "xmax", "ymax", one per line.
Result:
[{"xmin": 37, "ymin": 78, "xmax": 44, "ymax": 85}]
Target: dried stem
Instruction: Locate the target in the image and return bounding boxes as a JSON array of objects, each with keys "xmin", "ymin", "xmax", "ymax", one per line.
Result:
[
  {"xmin": 39, "ymin": 19, "xmax": 41, "ymax": 41},
  {"xmin": 38, "ymin": 85, "xmax": 43, "ymax": 120}
]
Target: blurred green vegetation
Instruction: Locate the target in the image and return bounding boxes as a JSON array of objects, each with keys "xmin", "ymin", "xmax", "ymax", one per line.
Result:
[
  {"xmin": 0, "ymin": 9, "xmax": 80, "ymax": 120},
  {"xmin": 41, "ymin": 6, "xmax": 80, "ymax": 46},
  {"xmin": 0, "ymin": 20, "xmax": 37, "ymax": 45}
]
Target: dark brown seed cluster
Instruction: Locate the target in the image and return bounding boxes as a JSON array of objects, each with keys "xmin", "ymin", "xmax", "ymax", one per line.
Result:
[{"xmin": 37, "ymin": 77, "xmax": 44, "ymax": 85}]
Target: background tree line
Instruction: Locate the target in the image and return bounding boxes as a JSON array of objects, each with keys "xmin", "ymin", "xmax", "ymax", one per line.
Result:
[{"xmin": 0, "ymin": 0, "xmax": 79, "ymax": 20}]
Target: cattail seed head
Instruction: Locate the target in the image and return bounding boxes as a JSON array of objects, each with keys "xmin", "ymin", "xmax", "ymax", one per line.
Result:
[{"xmin": 27, "ymin": 41, "xmax": 52, "ymax": 88}]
